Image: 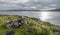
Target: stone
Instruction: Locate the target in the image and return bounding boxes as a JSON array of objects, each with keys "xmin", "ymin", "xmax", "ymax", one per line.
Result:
[
  {"xmin": 6, "ymin": 31, "xmax": 14, "ymax": 35},
  {"xmin": 5, "ymin": 18, "xmax": 24, "ymax": 29}
]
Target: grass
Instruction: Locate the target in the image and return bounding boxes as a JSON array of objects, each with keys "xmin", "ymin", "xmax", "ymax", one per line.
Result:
[{"xmin": 0, "ymin": 15, "xmax": 60, "ymax": 35}]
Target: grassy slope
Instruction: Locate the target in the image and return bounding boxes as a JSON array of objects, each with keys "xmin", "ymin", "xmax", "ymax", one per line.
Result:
[{"xmin": 0, "ymin": 15, "xmax": 60, "ymax": 35}]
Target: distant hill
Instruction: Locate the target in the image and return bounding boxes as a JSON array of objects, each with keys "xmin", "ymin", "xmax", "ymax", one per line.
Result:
[
  {"xmin": 0, "ymin": 9, "xmax": 40, "ymax": 11},
  {"xmin": 0, "ymin": 15, "xmax": 60, "ymax": 35},
  {"xmin": 49, "ymin": 9, "xmax": 60, "ymax": 11}
]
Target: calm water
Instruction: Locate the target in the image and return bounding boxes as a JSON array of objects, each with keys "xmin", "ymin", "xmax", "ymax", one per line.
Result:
[{"xmin": 0, "ymin": 11, "xmax": 60, "ymax": 26}]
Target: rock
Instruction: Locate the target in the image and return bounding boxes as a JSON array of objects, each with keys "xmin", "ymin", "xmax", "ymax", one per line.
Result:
[
  {"xmin": 6, "ymin": 31, "xmax": 14, "ymax": 35},
  {"xmin": 11, "ymin": 25, "xmax": 18, "ymax": 29},
  {"xmin": 5, "ymin": 18, "xmax": 24, "ymax": 29}
]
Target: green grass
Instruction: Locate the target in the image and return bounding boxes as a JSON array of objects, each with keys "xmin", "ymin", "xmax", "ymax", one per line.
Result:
[{"xmin": 0, "ymin": 15, "xmax": 60, "ymax": 35}]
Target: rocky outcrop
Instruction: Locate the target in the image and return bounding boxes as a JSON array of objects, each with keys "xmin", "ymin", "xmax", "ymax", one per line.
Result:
[{"xmin": 5, "ymin": 17, "xmax": 24, "ymax": 29}]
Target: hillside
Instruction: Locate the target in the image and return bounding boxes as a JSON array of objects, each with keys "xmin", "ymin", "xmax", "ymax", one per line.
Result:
[
  {"xmin": 0, "ymin": 15, "xmax": 60, "ymax": 35},
  {"xmin": 48, "ymin": 9, "xmax": 60, "ymax": 11}
]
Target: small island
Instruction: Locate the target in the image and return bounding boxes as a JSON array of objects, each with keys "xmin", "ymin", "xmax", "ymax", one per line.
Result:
[{"xmin": 0, "ymin": 15, "xmax": 60, "ymax": 35}]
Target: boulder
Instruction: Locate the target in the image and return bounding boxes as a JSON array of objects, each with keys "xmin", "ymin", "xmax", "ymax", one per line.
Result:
[{"xmin": 6, "ymin": 31, "xmax": 14, "ymax": 35}]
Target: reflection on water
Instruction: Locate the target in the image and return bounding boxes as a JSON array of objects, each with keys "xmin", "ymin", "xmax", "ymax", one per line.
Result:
[
  {"xmin": 0, "ymin": 11, "xmax": 60, "ymax": 26},
  {"xmin": 39, "ymin": 12, "xmax": 52, "ymax": 21}
]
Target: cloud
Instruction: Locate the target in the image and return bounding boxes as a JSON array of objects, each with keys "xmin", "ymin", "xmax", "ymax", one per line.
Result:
[
  {"xmin": 0, "ymin": 0, "xmax": 59, "ymax": 10},
  {"xmin": 39, "ymin": 0, "xmax": 53, "ymax": 3},
  {"xmin": 0, "ymin": 0, "xmax": 31, "ymax": 3},
  {"xmin": 48, "ymin": 4, "xmax": 56, "ymax": 8},
  {"xmin": 40, "ymin": 6, "xmax": 56, "ymax": 10},
  {"xmin": 49, "ymin": 4, "xmax": 56, "ymax": 7}
]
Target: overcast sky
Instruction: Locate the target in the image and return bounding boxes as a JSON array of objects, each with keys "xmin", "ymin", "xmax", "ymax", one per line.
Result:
[{"xmin": 0, "ymin": 0, "xmax": 60, "ymax": 10}]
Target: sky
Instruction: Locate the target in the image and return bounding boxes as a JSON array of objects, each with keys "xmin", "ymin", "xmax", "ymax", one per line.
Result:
[{"xmin": 0, "ymin": 0, "xmax": 60, "ymax": 10}]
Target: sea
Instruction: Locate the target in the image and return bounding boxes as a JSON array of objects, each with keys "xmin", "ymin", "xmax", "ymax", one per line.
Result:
[{"xmin": 0, "ymin": 11, "xmax": 60, "ymax": 26}]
